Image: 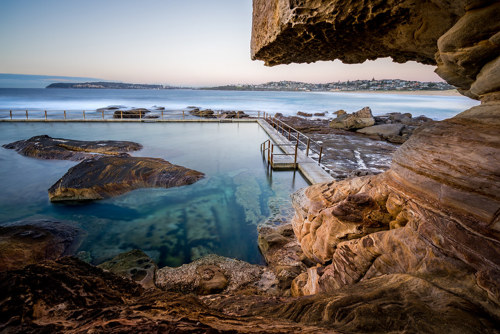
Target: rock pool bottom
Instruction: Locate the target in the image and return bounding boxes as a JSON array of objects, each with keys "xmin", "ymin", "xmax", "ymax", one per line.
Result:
[{"xmin": 0, "ymin": 122, "xmax": 309, "ymax": 267}]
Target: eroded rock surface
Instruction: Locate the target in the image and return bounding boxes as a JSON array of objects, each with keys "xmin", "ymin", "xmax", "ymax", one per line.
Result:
[
  {"xmin": 48, "ymin": 155, "xmax": 204, "ymax": 201},
  {"xmin": 98, "ymin": 249, "xmax": 157, "ymax": 289},
  {"xmin": 155, "ymin": 254, "xmax": 278, "ymax": 295},
  {"xmin": 0, "ymin": 219, "xmax": 83, "ymax": 271},
  {"xmin": 2, "ymin": 135, "xmax": 142, "ymax": 161}
]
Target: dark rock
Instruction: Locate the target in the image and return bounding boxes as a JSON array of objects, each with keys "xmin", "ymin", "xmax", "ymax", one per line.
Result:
[
  {"xmin": 2, "ymin": 135, "xmax": 142, "ymax": 161},
  {"xmin": 189, "ymin": 108, "xmax": 215, "ymax": 118},
  {"xmin": 48, "ymin": 155, "xmax": 204, "ymax": 201},
  {"xmin": 0, "ymin": 219, "xmax": 84, "ymax": 271},
  {"xmin": 113, "ymin": 108, "xmax": 150, "ymax": 119},
  {"xmin": 297, "ymin": 111, "xmax": 313, "ymax": 117},
  {"xmin": 313, "ymin": 112, "xmax": 326, "ymax": 116},
  {"xmin": 0, "ymin": 257, "xmax": 326, "ymax": 333},
  {"xmin": 357, "ymin": 124, "xmax": 405, "ymax": 138},
  {"xmin": 98, "ymin": 249, "xmax": 158, "ymax": 289}
]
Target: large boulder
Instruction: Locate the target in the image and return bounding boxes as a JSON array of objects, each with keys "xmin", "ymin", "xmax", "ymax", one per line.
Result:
[
  {"xmin": 329, "ymin": 106, "xmax": 375, "ymax": 130},
  {"xmin": 48, "ymin": 155, "xmax": 204, "ymax": 201},
  {"xmin": 0, "ymin": 219, "xmax": 84, "ymax": 271},
  {"xmin": 2, "ymin": 135, "xmax": 142, "ymax": 161},
  {"xmin": 357, "ymin": 123, "xmax": 405, "ymax": 137},
  {"xmin": 113, "ymin": 108, "xmax": 150, "ymax": 119}
]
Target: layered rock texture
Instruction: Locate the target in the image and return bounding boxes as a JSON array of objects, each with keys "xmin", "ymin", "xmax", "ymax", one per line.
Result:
[
  {"xmin": 48, "ymin": 155, "xmax": 204, "ymax": 201},
  {"xmin": 253, "ymin": 0, "xmax": 500, "ymax": 331},
  {"xmin": 2, "ymin": 135, "xmax": 142, "ymax": 161}
]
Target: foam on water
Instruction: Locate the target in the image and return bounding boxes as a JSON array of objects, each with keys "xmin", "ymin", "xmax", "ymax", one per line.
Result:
[{"xmin": 0, "ymin": 88, "xmax": 479, "ymax": 120}]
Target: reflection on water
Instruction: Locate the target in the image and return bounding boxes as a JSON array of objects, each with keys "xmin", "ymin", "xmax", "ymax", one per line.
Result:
[{"xmin": 0, "ymin": 122, "xmax": 308, "ymax": 267}]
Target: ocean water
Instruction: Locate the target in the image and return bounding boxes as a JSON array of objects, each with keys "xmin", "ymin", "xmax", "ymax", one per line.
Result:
[
  {"xmin": 0, "ymin": 88, "xmax": 479, "ymax": 120},
  {"xmin": 0, "ymin": 122, "xmax": 308, "ymax": 267}
]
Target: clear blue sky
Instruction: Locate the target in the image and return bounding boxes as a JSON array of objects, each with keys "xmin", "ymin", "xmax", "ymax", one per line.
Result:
[{"xmin": 0, "ymin": 0, "xmax": 442, "ymax": 86}]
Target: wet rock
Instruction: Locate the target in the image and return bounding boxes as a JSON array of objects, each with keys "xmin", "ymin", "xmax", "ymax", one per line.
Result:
[
  {"xmin": 189, "ymin": 108, "xmax": 215, "ymax": 118},
  {"xmin": 297, "ymin": 111, "xmax": 312, "ymax": 117},
  {"xmin": 2, "ymin": 135, "xmax": 142, "ymax": 161},
  {"xmin": 155, "ymin": 254, "xmax": 278, "ymax": 295},
  {"xmin": 329, "ymin": 106, "xmax": 375, "ymax": 130},
  {"xmin": 313, "ymin": 112, "xmax": 326, "ymax": 116},
  {"xmin": 48, "ymin": 155, "xmax": 204, "ymax": 201},
  {"xmin": 113, "ymin": 108, "xmax": 150, "ymax": 118},
  {"xmin": 98, "ymin": 249, "xmax": 157, "ymax": 289},
  {"xmin": 0, "ymin": 219, "xmax": 83, "ymax": 271}
]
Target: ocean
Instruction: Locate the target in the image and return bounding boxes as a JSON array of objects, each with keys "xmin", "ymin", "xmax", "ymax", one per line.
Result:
[{"xmin": 0, "ymin": 88, "xmax": 479, "ymax": 120}]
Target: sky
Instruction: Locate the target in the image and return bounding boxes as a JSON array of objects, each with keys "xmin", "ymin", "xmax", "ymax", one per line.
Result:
[{"xmin": 0, "ymin": 0, "xmax": 444, "ymax": 87}]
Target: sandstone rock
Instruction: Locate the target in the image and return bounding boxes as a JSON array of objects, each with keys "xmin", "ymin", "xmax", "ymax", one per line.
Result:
[
  {"xmin": 189, "ymin": 108, "xmax": 215, "ymax": 118},
  {"xmin": 329, "ymin": 107, "xmax": 375, "ymax": 130},
  {"xmin": 155, "ymin": 254, "xmax": 278, "ymax": 295},
  {"xmin": 313, "ymin": 112, "xmax": 326, "ymax": 116},
  {"xmin": 2, "ymin": 135, "xmax": 142, "ymax": 161},
  {"xmin": 357, "ymin": 123, "xmax": 405, "ymax": 138},
  {"xmin": 113, "ymin": 108, "xmax": 150, "ymax": 118},
  {"xmin": 0, "ymin": 219, "xmax": 83, "ymax": 271},
  {"xmin": 258, "ymin": 223, "xmax": 307, "ymax": 290},
  {"xmin": 48, "ymin": 155, "xmax": 204, "ymax": 201},
  {"xmin": 98, "ymin": 249, "xmax": 157, "ymax": 289},
  {"xmin": 0, "ymin": 257, "xmax": 326, "ymax": 333}
]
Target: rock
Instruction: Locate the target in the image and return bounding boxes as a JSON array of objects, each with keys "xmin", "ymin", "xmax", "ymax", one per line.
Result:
[
  {"xmin": 113, "ymin": 108, "xmax": 150, "ymax": 118},
  {"xmin": 48, "ymin": 155, "xmax": 204, "ymax": 201},
  {"xmin": 258, "ymin": 223, "xmax": 307, "ymax": 290},
  {"xmin": 98, "ymin": 249, "xmax": 157, "ymax": 289},
  {"xmin": 329, "ymin": 107, "xmax": 375, "ymax": 130},
  {"xmin": 2, "ymin": 135, "xmax": 142, "ymax": 161},
  {"xmin": 297, "ymin": 111, "xmax": 313, "ymax": 117},
  {"xmin": 357, "ymin": 123, "xmax": 405, "ymax": 138},
  {"xmin": 0, "ymin": 219, "xmax": 83, "ymax": 271},
  {"xmin": 313, "ymin": 112, "xmax": 325, "ymax": 116},
  {"xmin": 0, "ymin": 257, "xmax": 326, "ymax": 333},
  {"xmin": 189, "ymin": 108, "xmax": 215, "ymax": 118},
  {"xmin": 155, "ymin": 254, "xmax": 278, "ymax": 295},
  {"xmin": 333, "ymin": 110, "xmax": 346, "ymax": 116}
]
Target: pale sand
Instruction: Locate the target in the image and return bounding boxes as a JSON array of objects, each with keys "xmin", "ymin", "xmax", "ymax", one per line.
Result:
[{"xmin": 337, "ymin": 89, "xmax": 461, "ymax": 96}]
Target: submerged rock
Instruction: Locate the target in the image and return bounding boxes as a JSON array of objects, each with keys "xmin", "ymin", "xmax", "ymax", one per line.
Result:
[
  {"xmin": 48, "ymin": 155, "xmax": 204, "ymax": 201},
  {"xmin": 2, "ymin": 135, "xmax": 142, "ymax": 161},
  {"xmin": 0, "ymin": 219, "xmax": 83, "ymax": 271},
  {"xmin": 155, "ymin": 254, "xmax": 278, "ymax": 295},
  {"xmin": 98, "ymin": 249, "xmax": 157, "ymax": 289},
  {"xmin": 329, "ymin": 106, "xmax": 375, "ymax": 130}
]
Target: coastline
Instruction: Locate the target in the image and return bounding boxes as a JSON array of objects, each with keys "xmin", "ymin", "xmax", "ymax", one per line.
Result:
[{"xmin": 337, "ymin": 89, "xmax": 461, "ymax": 96}]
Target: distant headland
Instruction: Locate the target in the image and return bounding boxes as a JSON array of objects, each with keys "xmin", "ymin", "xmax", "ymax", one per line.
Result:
[{"xmin": 45, "ymin": 79, "xmax": 455, "ymax": 92}]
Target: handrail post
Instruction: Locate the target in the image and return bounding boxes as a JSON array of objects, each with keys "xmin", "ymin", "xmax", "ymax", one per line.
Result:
[
  {"xmin": 288, "ymin": 127, "xmax": 291, "ymax": 140},
  {"xmin": 139, "ymin": 111, "xmax": 142, "ymax": 120},
  {"xmin": 297, "ymin": 132, "xmax": 300, "ymax": 144},
  {"xmin": 83, "ymin": 110, "xmax": 86, "ymax": 120},
  {"xmin": 271, "ymin": 144, "xmax": 274, "ymax": 167},
  {"xmin": 306, "ymin": 138, "xmax": 310, "ymax": 156},
  {"xmin": 318, "ymin": 146, "xmax": 323, "ymax": 165},
  {"xmin": 102, "ymin": 110, "xmax": 104, "ymax": 119},
  {"xmin": 10, "ymin": 110, "xmax": 12, "ymax": 120},
  {"xmin": 161, "ymin": 110, "xmax": 164, "ymax": 120},
  {"xmin": 258, "ymin": 111, "xmax": 260, "ymax": 118},
  {"xmin": 64, "ymin": 110, "xmax": 66, "ymax": 120},
  {"xmin": 267, "ymin": 140, "xmax": 271, "ymax": 164},
  {"xmin": 44, "ymin": 110, "xmax": 47, "ymax": 121},
  {"xmin": 237, "ymin": 111, "xmax": 240, "ymax": 119},
  {"xmin": 183, "ymin": 110, "xmax": 185, "ymax": 119},
  {"xmin": 294, "ymin": 141, "xmax": 298, "ymax": 170},
  {"xmin": 121, "ymin": 110, "xmax": 123, "ymax": 119},
  {"xmin": 26, "ymin": 110, "xmax": 28, "ymax": 120}
]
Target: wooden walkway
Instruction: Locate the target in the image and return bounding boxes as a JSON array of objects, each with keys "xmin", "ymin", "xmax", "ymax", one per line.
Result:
[{"xmin": 257, "ymin": 119, "xmax": 333, "ymax": 184}]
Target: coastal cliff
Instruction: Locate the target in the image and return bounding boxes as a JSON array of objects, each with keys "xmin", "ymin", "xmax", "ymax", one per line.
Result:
[{"xmin": 253, "ymin": 0, "xmax": 500, "ymax": 330}]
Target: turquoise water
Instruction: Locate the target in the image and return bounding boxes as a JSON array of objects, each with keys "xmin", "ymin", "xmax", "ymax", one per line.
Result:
[
  {"xmin": 0, "ymin": 88, "xmax": 479, "ymax": 120},
  {"xmin": 0, "ymin": 122, "xmax": 308, "ymax": 266}
]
